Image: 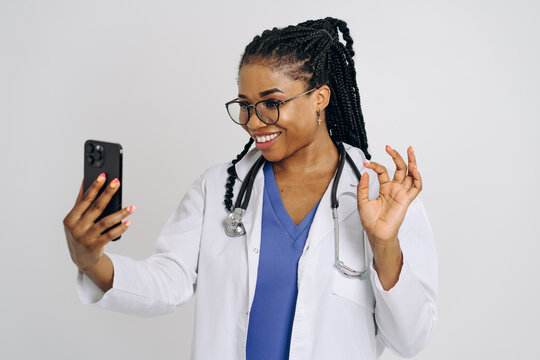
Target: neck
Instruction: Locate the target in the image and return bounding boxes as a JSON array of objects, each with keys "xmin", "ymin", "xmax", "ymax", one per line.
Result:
[{"xmin": 272, "ymin": 130, "xmax": 339, "ymax": 176}]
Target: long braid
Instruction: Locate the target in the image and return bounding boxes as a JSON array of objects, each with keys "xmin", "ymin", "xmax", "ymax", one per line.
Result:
[
  {"xmin": 224, "ymin": 138, "xmax": 254, "ymax": 212},
  {"xmin": 223, "ymin": 17, "xmax": 371, "ymax": 212}
]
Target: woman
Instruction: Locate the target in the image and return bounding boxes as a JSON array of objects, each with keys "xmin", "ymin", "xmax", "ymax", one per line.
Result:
[{"xmin": 63, "ymin": 17, "xmax": 437, "ymax": 359}]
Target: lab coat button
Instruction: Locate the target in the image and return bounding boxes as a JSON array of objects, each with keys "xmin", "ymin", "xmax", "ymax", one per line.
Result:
[{"xmin": 253, "ymin": 248, "xmax": 259, "ymax": 253}]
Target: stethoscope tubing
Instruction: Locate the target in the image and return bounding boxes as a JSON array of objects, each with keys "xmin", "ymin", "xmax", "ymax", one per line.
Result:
[{"xmin": 225, "ymin": 142, "xmax": 369, "ymax": 279}]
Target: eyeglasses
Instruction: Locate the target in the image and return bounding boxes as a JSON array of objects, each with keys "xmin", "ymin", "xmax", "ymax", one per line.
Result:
[{"xmin": 225, "ymin": 87, "xmax": 317, "ymax": 125}]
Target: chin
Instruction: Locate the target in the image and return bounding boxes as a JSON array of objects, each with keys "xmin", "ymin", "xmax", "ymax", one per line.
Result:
[
  {"xmin": 253, "ymin": 135, "xmax": 288, "ymax": 163},
  {"xmin": 260, "ymin": 149, "xmax": 285, "ymax": 163},
  {"xmin": 257, "ymin": 143, "xmax": 291, "ymax": 163}
]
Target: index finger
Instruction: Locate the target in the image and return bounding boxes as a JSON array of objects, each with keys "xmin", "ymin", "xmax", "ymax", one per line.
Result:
[
  {"xmin": 386, "ymin": 145, "xmax": 407, "ymax": 183},
  {"xmin": 363, "ymin": 160, "xmax": 390, "ymax": 186}
]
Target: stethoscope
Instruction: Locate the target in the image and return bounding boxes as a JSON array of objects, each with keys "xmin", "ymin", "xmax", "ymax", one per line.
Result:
[{"xmin": 224, "ymin": 142, "xmax": 369, "ymax": 280}]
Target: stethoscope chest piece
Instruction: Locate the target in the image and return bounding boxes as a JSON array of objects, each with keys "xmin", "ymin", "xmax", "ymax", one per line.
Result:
[
  {"xmin": 225, "ymin": 208, "xmax": 246, "ymax": 237},
  {"xmin": 224, "ymin": 154, "xmax": 266, "ymax": 238}
]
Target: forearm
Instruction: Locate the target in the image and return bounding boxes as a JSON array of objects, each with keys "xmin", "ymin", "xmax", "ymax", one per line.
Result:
[
  {"xmin": 81, "ymin": 254, "xmax": 114, "ymax": 293},
  {"xmin": 372, "ymin": 239, "xmax": 403, "ymax": 290}
]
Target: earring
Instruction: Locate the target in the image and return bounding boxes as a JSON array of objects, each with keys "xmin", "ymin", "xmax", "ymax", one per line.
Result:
[{"xmin": 317, "ymin": 111, "xmax": 322, "ymax": 126}]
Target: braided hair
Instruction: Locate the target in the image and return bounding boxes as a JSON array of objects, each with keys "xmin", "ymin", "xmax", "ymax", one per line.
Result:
[{"xmin": 223, "ymin": 17, "xmax": 371, "ymax": 212}]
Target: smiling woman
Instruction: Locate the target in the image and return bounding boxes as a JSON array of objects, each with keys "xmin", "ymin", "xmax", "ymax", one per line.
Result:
[{"xmin": 64, "ymin": 16, "xmax": 437, "ymax": 360}]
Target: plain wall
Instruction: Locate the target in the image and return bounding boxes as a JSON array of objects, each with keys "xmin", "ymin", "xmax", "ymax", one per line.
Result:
[{"xmin": 1, "ymin": 0, "xmax": 539, "ymax": 359}]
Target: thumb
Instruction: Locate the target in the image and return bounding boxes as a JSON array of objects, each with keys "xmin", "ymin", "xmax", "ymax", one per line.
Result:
[{"xmin": 357, "ymin": 171, "xmax": 370, "ymax": 207}]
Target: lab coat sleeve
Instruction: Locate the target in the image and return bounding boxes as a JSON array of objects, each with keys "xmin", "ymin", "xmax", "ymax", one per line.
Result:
[
  {"xmin": 75, "ymin": 173, "xmax": 206, "ymax": 317},
  {"xmin": 370, "ymin": 195, "xmax": 438, "ymax": 358}
]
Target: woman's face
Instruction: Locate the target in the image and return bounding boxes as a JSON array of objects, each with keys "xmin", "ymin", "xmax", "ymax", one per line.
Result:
[{"xmin": 236, "ymin": 63, "xmax": 329, "ymax": 163}]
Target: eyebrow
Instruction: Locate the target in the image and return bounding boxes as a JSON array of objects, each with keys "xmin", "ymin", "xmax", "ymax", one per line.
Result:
[{"xmin": 237, "ymin": 88, "xmax": 284, "ymax": 99}]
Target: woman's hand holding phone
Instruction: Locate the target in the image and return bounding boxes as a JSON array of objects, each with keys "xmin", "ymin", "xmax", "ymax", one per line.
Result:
[{"xmin": 63, "ymin": 173, "xmax": 135, "ymax": 291}]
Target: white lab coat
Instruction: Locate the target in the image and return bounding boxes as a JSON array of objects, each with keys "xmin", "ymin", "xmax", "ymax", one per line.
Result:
[{"xmin": 76, "ymin": 142, "xmax": 438, "ymax": 359}]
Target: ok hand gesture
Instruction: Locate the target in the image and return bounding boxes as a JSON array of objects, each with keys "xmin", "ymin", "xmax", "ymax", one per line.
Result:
[{"xmin": 357, "ymin": 145, "xmax": 422, "ymax": 250}]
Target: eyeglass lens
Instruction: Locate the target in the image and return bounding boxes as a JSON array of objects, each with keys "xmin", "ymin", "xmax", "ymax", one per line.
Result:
[{"xmin": 227, "ymin": 101, "xmax": 279, "ymax": 125}]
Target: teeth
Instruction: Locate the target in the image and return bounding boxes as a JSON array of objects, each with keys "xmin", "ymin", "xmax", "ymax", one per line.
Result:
[{"xmin": 255, "ymin": 132, "xmax": 280, "ymax": 143}]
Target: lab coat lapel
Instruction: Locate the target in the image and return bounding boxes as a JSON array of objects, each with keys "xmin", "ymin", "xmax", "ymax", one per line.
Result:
[
  {"xmin": 233, "ymin": 148, "xmax": 265, "ymax": 311},
  {"xmin": 303, "ymin": 169, "xmax": 360, "ymax": 254},
  {"xmin": 235, "ymin": 147, "xmax": 262, "ymax": 183},
  {"xmin": 240, "ymin": 170, "xmax": 264, "ymax": 311}
]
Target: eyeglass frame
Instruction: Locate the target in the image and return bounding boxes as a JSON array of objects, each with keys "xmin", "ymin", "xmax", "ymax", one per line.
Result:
[{"xmin": 225, "ymin": 87, "xmax": 318, "ymax": 125}]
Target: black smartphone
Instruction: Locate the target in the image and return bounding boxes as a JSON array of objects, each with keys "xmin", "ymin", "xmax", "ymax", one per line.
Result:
[{"xmin": 83, "ymin": 139, "xmax": 123, "ymax": 241}]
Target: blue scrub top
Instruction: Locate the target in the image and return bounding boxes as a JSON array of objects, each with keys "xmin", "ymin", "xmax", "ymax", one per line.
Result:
[{"xmin": 246, "ymin": 161, "xmax": 321, "ymax": 359}]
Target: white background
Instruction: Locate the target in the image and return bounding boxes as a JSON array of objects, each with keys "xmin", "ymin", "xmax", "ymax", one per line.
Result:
[{"xmin": 1, "ymin": 0, "xmax": 539, "ymax": 359}]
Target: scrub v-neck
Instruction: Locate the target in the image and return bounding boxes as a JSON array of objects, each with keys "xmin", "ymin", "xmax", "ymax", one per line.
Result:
[{"xmin": 263, "ymin": 161, "xmax": 320, "ymax": 242}]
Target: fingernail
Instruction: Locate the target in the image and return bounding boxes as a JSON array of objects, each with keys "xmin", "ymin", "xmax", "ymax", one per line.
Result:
[
  {"xmin": 110, "ymin": 178, "xmax": 120, "ymax": 188},
  {"xmin": 414, "ymin": 166, "xmax": 418, "ymax": 171},
  {"xmin": 127, "ymin": 205, "xmax": 136, "ymax": 213},
  {"xmin": 124, "ymin": 220, "xmax": 131, "ymax": 227},
  {"xmin": 97, "ymin": 173, "xmax": 106, "ymax": 182},
  {"xmin": 363, "ymin": 161, "xmax": 370, "ymax": 166},
  {"xmin": 410, "ymin": 146, "xmax": 414, "ymax": 152},
  {"xmin": 386, "ymin": 145, "xmax": 392, "ymax": 150}
]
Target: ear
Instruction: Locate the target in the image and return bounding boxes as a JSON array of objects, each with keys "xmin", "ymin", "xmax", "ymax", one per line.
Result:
[{"xmin": 314, "ymin": 84, "xmax": 331, "ymax": 112}]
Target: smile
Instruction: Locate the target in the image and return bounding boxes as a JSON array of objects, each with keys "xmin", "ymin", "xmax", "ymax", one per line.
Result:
[{"xmin": 254, "ymin": 132, "xmax": 281, "ymax": 143}]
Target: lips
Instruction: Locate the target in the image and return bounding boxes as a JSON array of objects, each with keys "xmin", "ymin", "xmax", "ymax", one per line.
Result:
[{"xmin": 251, "ymin": 131, "xmax": 282, "ymax": 150}]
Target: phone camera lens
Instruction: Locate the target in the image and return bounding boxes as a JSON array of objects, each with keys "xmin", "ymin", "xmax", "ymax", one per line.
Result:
[
  {"xmin": 95, "ymin": 151, "xmax": 103, "ymax": 160},
  {"xmin": 86, "ymin": 155, "xmax": 94, "ymax": 165},
  {"xmin": 85, "ymin": 143, "xmax": 94, "ymax": 153}
]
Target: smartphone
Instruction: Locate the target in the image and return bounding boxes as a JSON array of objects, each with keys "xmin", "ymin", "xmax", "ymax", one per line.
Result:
[{"xmin": 83, "ymin": 139, "xmax": 123, "ymax": 241}]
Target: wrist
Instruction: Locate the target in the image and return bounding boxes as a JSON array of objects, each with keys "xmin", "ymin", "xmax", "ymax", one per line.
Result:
[
  {"xmin": 372, "ymin": 239, "xmax": 401, "ymax": 257},
  {"xmin": 80, "ymin": 254, "xmax": 114, "ymax": 293},
  {"xmin": 79, "ymin": 254, "xmax": 104, "ymax": 275},
  {"xmin": 372, "ymin": 240, "xmax": 403, "ymax": 290}
]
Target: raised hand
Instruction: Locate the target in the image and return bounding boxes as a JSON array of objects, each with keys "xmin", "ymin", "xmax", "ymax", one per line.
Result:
[{"xmin": 357, "ymin": 145, "xmax": 422, "ymax": 249}]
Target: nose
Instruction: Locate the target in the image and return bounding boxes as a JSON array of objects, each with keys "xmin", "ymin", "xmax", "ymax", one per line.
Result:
[{"xmin": 245, "ymin": 107, "xmax": 265, "ymax": 130}]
